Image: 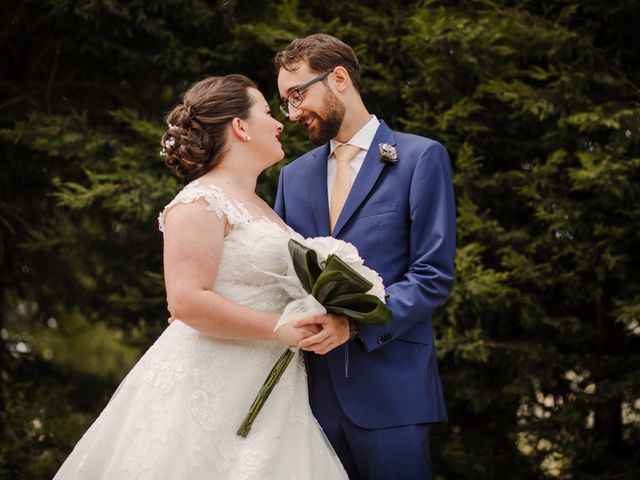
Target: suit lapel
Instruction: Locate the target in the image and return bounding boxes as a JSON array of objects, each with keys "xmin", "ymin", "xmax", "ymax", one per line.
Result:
[
  {"xmin": 332, "ymin": 121, "xmax": 397, "ymax": 237},
  {"xmin": 306, "ymin": 143, "xmax": 331, "ymax": 237}
]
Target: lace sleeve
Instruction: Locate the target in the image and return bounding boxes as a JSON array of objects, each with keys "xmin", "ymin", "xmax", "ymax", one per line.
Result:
[{"xmin": 157, "ymin": 180, "xmax": 252, "ymax": 233}]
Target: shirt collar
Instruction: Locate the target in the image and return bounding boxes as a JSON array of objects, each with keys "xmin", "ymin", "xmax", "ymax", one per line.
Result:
[{"xmin": 329, "ymin": 115, "xmax": 380, "ymax": 158}]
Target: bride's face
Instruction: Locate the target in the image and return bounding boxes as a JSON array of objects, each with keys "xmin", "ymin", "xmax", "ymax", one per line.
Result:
[{"xmin": 244, "ymin": 88, "xmax": 285, "ymax": 166}]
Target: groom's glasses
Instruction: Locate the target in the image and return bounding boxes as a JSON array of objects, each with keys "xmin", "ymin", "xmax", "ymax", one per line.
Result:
[{"xmin": 279, "ymin": 71, "xmax": 331, "ymax": 118}]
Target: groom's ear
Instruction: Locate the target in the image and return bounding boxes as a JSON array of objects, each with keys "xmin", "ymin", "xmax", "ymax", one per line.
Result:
[{"xmin": 332, "ymin": 66, "xmax": 351, "ymax": 93}]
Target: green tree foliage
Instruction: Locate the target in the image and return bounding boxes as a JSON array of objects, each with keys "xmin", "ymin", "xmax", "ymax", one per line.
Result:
[
  {"xmin": 397, "ymin": 3, "xmax": 640, "ymax": 478},
  {"xmin": 1, "ymin": 1, "xmax": 638, "ymax": 478}
]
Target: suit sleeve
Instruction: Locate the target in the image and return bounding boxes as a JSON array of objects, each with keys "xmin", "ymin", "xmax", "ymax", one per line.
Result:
[
  {"xmin": 359, "ymin": 142, "xmax": 456, "ymax": 352},
  {"xmin": 274, "ymin": 166, "xmax": 286, "ymax": 221}
]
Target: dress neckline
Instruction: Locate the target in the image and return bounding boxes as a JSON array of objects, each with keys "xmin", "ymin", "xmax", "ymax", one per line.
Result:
[{"xmin": 187, "ymin": 180, "xmax": 291, "ymax": 235}]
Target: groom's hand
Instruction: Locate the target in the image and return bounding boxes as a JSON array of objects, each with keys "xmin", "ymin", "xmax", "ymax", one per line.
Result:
[{"xmin": 296, "ymin": 314, "xmax": 350, "ymax": 355}]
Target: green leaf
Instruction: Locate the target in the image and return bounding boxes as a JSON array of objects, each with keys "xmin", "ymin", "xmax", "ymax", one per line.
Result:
[
  {"xmin": 325, "ymin": 293, "xmax": 392, "ymax": 325},
  {"xmin": 287, "ymin": 239, "xmax": 322, "ymax": 294},
  {"xmin": 311, "ymin": 253, "xmax": 373, "ymax": 303}
]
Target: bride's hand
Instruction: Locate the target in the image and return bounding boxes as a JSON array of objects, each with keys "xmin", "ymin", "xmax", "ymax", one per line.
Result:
[
  {"xmin": 296, "ymin": 313, "xmax": 350, "ymax": 355},
  {"xmin": 273, "ymin": 321, "xmax": 321, "ymax": 347}
]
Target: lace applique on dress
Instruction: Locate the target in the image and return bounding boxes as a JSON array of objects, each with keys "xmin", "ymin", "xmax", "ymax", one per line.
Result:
[{"xmin": 157, "ymin": 180, "xmax": 253, "ymax": 233}]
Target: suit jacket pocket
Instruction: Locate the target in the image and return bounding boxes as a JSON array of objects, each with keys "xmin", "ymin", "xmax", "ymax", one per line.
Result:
[{"xmin": 358, "ymin": 199, "xmax": 399, "ymax": 218}]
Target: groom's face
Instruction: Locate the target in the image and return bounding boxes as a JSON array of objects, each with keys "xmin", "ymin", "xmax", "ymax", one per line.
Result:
[{"xmin": 277, "ymin": 62, "xmax": 345, "ymax": 145}]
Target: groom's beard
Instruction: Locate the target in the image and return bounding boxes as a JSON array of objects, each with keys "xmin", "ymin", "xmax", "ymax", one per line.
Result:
[{"xmin": 304, "ymin": 89, "xmax": 346, "ymax": 145}]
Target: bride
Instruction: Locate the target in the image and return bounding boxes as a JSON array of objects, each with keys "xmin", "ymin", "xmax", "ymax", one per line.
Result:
[{"xmin": 54, "ymin": 75, "xmax": 347, "ymax": 479}]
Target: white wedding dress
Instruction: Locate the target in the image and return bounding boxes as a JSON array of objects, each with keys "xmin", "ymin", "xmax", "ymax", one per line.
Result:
[{"xmin": 54, "ymin": 181, "xmax": 347, "ymax": 480}]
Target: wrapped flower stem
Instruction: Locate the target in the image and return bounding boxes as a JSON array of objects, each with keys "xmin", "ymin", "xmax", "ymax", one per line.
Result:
[{"xmin": 236, "ymin": 348, "xmax": 296, "ymax": 438}]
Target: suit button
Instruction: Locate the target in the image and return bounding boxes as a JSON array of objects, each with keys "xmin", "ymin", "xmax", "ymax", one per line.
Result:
[{"xmin": 377, "ymin": 333, "xmax": 393, "ymax": 344}]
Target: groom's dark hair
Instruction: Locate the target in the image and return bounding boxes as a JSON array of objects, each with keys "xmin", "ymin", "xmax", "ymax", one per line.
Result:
[{"xmin": 275, "ymin": 33, "xmax": 361, "ymax": 92}]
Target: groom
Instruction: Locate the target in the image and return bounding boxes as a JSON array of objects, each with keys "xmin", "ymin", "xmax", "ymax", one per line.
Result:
[{"xmin": 274, "ymin": 34, "xmax": 456, "ymax": 479}]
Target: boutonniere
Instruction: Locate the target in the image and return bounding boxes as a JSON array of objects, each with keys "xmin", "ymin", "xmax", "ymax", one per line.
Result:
[{"xmin": 379, "ymin": 143, "xmax": 398, "ymax": 164}]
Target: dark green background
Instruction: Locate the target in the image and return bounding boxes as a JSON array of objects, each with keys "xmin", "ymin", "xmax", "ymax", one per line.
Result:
[{"xmin": 1, "ymin": 1, "xmax": 639, "ymax": 478}]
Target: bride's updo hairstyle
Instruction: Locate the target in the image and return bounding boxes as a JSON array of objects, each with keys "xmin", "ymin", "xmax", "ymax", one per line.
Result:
[{"xmin": 160, "ymin": 75, "xmax": 257, "ymax": 179}]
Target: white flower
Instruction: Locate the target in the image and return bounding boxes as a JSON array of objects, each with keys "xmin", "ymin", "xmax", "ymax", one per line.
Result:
[
  {"xmin": 379, "ymin": 143, "xmax": 398, "ymax": 164},
  {"xmin": 160, "ymin": 133, "xmax": 177, "ymax": 157},
  {"xmin": 304, "ymin": 236, "xmax": 363, "ymax": 266},
  {"xmin": 359, "ymin": 266, "xmax": 387, "ymax": 303}
]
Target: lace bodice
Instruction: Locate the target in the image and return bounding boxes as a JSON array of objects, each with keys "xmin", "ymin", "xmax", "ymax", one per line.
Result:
[
  {"xmin": 158, "ymin": 180, "xmax": 255, "ymax": 232},
  {"xmin": 158, "ymin": 180, "xmax": 296, "ymax": 313}
]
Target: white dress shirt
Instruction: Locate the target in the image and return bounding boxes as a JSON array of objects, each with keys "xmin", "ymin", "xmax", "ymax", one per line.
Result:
[{"xmin": 327, "ymin": 115, "xmax": 381, "ymax": 201}]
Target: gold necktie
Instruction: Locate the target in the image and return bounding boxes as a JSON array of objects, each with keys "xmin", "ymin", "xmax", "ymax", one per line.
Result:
[{"xmin": 330, "ymin": 144, "xmax": 361, "ymax": 232}]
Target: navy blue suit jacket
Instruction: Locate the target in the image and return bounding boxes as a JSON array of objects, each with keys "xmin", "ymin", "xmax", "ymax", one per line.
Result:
[{"xmin": 274, "ymin": 121, "xmax": 455, "ymax": 428}]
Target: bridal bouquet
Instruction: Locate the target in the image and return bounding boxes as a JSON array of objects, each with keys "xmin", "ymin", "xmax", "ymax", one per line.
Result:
[{"xmin": 236, "ymin": 236, "xmax": 391, "ymax": 437}]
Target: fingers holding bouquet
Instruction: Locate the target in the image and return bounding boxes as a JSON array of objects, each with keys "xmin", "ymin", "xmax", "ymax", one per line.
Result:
[
  {"xmin": 296, "ymin": 314, "xmax": 349, "ymax": 355},
  {"xmin": 273, "ymin": 319, "xmax": 322, "ymax": 347}
]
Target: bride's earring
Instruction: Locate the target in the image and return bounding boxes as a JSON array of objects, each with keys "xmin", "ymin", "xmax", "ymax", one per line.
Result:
[{"xmin": 244, "ymin": 133, "xmax": 251, "ymax": 141}]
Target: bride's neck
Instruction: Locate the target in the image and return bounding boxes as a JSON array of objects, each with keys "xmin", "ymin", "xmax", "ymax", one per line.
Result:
[{"xmin": 198, "ymin": 163, "xmax": 258, "ymax": 195}]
